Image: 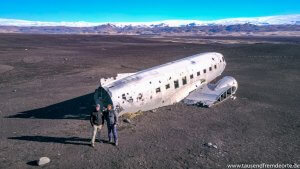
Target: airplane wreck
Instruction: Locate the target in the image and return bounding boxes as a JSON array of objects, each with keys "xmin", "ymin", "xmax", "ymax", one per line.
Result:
[{"xmin": 94, "ymin": 52, "xmax": 238, "ymax": 116}]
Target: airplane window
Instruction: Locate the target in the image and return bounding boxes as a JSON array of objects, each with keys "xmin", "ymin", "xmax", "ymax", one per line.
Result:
[
  {"xmin": 190, "ymin": 74, "xmax": 194, "ymax": 79},
  {"xmin": 197, "ymin": 71, "xmax": 200, "ymax": 76},
  {"xmin": 227, "ymin": 88, "xmax": 232, "ymax": 95},
  {"xmin": 165, "ymin": 84, "xmax": 170, "ymax": 89},
  {"xmin": 222, "ymin": 93, "xmax": 226, "ymax": 99},
  {"xmin": 182, "ymin": 76, "xmax": 187, "ymax": 85},
  {"xmin": 209, "ymin": 67, "xmax": 212, "ymax": 71},
  {"xmin": 122, "ymin": 94, "xmax": 126, "ymax": 100},
  {"xmin": 214, "ymin": 65, "xmax": 217, "ymax": 69},
  {"xmin": 203, "ymin": 69, "xmax": 206, "ymax": 73},
  {"xmin": 174, "ymin": 80, "xmax": 179, "ymax": 89},
  {"xmin": 156, "ymin": 87, "xmax": 161, "ymax": 93}
]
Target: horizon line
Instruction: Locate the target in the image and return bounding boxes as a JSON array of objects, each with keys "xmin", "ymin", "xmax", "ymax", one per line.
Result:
[
  {"xmin": 1, "ymin": 14, "xmax": 299, "ymax": 23},
  {"xmin": 0, "ymin": 14, "xmax": 299, "ymax": 27}
]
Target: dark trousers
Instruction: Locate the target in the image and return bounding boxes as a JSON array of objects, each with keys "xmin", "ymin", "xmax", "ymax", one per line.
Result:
[{"xmin": 107, "ymin": 123, "xmax": 118, "ymax": 143}]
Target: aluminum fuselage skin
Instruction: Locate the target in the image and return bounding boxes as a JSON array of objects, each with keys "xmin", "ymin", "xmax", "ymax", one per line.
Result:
[{"xmin": 102, "ymin": 52, "xmax": 226, "ymax": 116}]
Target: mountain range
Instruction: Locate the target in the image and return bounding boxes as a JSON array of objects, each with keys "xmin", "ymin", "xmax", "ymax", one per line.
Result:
[{"xmin": 0, "ymin": 14, "xmax": 300, "ymax": 35}]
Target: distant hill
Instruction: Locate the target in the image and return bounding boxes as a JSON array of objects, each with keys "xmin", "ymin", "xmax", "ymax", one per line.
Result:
[{"xmin": 0, "ymin": 15, "xmax": 300, "ymax": 35}]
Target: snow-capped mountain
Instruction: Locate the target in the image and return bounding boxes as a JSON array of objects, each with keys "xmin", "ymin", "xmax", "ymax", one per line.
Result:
[
  {"xmin": 0, "ymin": 14, "xmax": 300, "ymax": 35},
  {"xmin": 0, "ymin": 14, "xmax": 299, "ymax": 28}
]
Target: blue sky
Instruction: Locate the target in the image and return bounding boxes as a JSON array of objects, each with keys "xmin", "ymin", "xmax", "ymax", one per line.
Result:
[{"xmin": 1, "ymin": 0, "xmax": 300, "ymax": 22}]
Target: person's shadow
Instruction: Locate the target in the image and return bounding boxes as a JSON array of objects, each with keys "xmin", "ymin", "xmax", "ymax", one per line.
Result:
[
  {"xmin": 6, "ymin": 92, "xmax": 114, "ymax": 151},
  {"xmin": 6, "ymin": 92, "xmax": 95, "ymax": 120},
  {"xmin": 8, "ymin": 135, "xmax": 111, "ymax": 146}
]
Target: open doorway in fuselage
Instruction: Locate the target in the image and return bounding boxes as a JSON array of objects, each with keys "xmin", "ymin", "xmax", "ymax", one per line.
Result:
[{"xmin": 94, "ymin": 87, "xmax": 113, "ymax": 111}]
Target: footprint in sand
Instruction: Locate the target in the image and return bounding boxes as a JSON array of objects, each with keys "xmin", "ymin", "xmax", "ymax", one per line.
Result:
[
  {"xmin": 23, "ymin": 56, "xmax": 44, "ymax": 63},
  {"xmin": 0, "ymin": 65, "xmax": 14, "ymax": 74}
]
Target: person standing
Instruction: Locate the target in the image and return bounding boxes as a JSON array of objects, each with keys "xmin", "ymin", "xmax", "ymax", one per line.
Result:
[
  {"xmin": 103, "ymin": 104, "xmax": 119, "ymax": 146},
  {"xmin": 90, "ymin": 104, "xmax": 103, "ymax": 147}
]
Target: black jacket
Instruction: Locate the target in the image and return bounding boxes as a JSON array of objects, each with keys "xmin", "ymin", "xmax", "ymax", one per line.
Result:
[
  {"xmin": 102, "ymin": 109, "xmax": 118, "ymax": 125},
  {"xmin": 90, "ymin": 109, "xmax": 103, "ymax": 126}
]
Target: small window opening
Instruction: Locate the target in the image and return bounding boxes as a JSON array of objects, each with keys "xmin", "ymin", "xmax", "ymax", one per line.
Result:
[
  {"xmin": 197, "ymin": 71, "xmax": 200, "ymax": 76},
  {"xmin": 165, "ymin": 84, "xmax": 170, "ymax": 89},
  {"xmin": 227, "ymin": 88, "xmax": 232, "ymax": 95},
  {"xmin": 182, "ymin": 76, "xmax": 187, "ymax": 85},
  {"xmin": 174, "ymin": 80, "xmax": 179, "ymax": 89},
  {"xmin": 221, "ymin": 93, "xmax": 226, "ymax": 99},
  {"xmin": 156, "ymin": 87, "xmax": 161, "ymax": 93},
  {"xmin": 122, "ymin": 94, "xmax": 126, "ymax": 100}
]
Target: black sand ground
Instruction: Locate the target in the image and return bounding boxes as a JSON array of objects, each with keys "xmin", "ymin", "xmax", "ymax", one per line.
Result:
[{"xmin": 0, "ymin": 34, "xmax": 299, "ymax": 169}]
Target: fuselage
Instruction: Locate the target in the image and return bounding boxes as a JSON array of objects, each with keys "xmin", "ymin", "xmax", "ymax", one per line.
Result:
[{"xmin": 96, "ymin": 52, "xmax": 226, "ymax": 116}]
